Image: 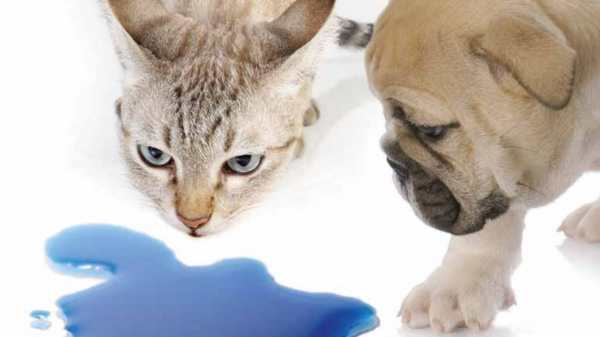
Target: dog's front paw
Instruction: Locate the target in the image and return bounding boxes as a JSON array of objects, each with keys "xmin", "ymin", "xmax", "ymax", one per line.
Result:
[
  {"xmin": 400, "ymin": 266, "xmax": 516, "ymax": 333},
  {"xmin": 559, "ymin": 201, "xmax": 600, "ymax": 243}
]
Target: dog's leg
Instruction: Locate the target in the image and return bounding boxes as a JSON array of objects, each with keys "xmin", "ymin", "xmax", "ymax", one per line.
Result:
[
  {"xmin": 559, "ymin": 198, "xmax": 600, "ymax": 243},
  {"xmin": 400, "ymin": 207, "xmax": 525, "ymax": 333}
]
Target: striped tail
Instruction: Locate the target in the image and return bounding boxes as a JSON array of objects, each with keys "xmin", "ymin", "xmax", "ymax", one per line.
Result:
[{"xmin": 336, "ymin": 16, "xmax": 374, "ymax": 49}]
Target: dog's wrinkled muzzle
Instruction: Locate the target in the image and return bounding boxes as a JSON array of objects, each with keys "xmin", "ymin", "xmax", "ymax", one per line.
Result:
[{"xmin": 386, "ymin": 156, "xmax": 461, "ymax": 233}]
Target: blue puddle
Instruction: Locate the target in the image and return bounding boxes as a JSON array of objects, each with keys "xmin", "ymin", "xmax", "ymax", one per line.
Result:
[
  {"xmin": 30, "ymin": 310, "xmax": 51, "ymax": 320},
  {"xmin": 30, "ymin": 310, "xmax": 52, "ymax": 330},
  {"xmin": 45, "ymin": 225, "xmax": 379, "ymax": 337}
]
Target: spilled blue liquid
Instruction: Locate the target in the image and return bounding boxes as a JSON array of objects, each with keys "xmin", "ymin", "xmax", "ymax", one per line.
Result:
[
  {"xmin": 46, "ymin": 225, "xmax": 379, "ymax": 337},
  {"xmin": 30, "ymin": 310, "xmax": 52, "ymax": 330},
  {"xmin": 30, "ymin": 310, "xmax": 51, "ymax": 320}
]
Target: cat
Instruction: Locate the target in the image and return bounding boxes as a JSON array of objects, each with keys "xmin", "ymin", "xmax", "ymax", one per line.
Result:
[{"xmin": 100, "ymin": 0, "xmax": 373, "ymax": 237}]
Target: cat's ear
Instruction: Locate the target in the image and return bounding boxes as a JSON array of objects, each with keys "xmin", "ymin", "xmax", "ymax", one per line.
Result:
[
  {"xmin": 262, "ymin": 0, "xmax": 336, "ymax": 61},
  {"xmin": 100, "ymin": 0, "xmax": 168, "ymax": 86},
  {"xmin": 110, "ymin": 24, "xmax": 155, "ymax": 87}
]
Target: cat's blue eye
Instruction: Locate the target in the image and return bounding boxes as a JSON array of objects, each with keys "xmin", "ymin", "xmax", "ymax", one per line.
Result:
[
  {"xmin": 224, "ymin": 155, "xmax": 263, "ymax": 175},
  {"xmin": 139, "ymin": 145, "xmax": 173, "ymax": 168}
]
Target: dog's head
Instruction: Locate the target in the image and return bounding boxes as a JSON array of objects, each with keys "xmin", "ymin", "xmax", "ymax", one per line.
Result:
[{"xmin": 366, "ymin": 0, "xmax": 579, "ymax": 235}]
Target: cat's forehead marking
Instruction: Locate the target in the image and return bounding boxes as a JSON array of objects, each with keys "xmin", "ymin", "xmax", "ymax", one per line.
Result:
[
  {"xmin": 130, "ymin": 18, "xmax": 294, "ymax": 162},
  {"xmin": 162, "ymin": 124, "xmax": 172, "ymax": 149},
  {"xmin": 223, "ymin": 128, "xmax": 237, "ymax": 153},
  {"xmin": 209, "ymin": 116, "xmax": 223, "ymax": 137},
  {"xmin": 168, "ymin": 88, "xmax": 241, "ymax": 154},
  {"xmin": 160, "ymin": 32, "xmax": 265, "ymax": 152}
]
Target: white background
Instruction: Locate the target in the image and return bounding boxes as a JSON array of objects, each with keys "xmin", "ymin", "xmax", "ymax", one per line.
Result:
[{"xmin": 0, "ymin": 1, "xmax": 599, "ymax": 336}]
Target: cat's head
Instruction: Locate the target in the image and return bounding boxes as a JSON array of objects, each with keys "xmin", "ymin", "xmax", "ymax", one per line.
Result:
[{"xmin": 102, "ymin": 0, "xmax": 336, "ymax": 236}]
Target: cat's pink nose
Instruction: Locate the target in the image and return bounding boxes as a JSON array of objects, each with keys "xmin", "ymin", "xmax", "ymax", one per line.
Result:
[{"xmin": 177, "ymin": 213, "xmax": 210, "ymax": 230}]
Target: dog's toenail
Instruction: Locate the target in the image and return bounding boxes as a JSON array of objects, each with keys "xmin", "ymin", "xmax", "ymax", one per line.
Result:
[
  {"xmin": 432, "ymin": 319, "xmax": 444, "ymax": 333},
  {"xmin": 481, "ymin": 321, "xmax": 492, "ymax": 330},
  {"xmin": 467, "ymin": 319, "xmax": 481, "ymax": 331}
]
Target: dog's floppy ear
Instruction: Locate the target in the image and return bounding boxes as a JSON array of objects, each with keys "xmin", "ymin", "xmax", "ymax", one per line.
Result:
[{"xmin": 474, "ymin": 14, "xmax": 577, "ymax": 110}]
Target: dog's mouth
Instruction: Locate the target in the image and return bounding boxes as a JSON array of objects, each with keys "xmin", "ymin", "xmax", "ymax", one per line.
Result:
[
  {"xmin": 388, "ymin": 158, "xmax": 462, "ymax": 232},
  {"xmin": 387, "ymin": 157, "xmax": 510, "ymax": 236},
  {"xmin": 413, "ymin": 178, "xmax": 462, "ymax": 231}
]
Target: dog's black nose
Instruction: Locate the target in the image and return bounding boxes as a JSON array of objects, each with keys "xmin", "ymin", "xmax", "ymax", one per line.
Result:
[{"xmin": 387, "ymin": 158, "xmax": 410, "ymax": 180}]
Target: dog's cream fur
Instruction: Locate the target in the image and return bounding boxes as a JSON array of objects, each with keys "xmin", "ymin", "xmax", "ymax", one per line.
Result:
[{"xmin": 366, "ymin": 0, "xmax": 600, "ymax": 332}]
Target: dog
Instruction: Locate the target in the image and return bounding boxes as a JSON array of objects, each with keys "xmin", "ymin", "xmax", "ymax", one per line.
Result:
[{"xmin": 365, "ymin": 0, "xmax": 600, "ymax": 333}]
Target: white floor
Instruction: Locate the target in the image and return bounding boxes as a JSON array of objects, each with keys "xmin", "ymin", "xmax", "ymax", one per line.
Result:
[{"xmin": 1, "ymin": 1, "xmax": 599, "ymax": 337}]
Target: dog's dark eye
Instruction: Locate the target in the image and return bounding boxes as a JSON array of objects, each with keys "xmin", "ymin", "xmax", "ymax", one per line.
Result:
[{"xmin": 416, "ymin": 125, "xmax": 448, "ymax": 141}]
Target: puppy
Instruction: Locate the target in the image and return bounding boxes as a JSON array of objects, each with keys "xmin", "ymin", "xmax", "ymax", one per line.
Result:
[{"xmin": 366, "ymin": 0, "xmax": 600, "ymax": 333}]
